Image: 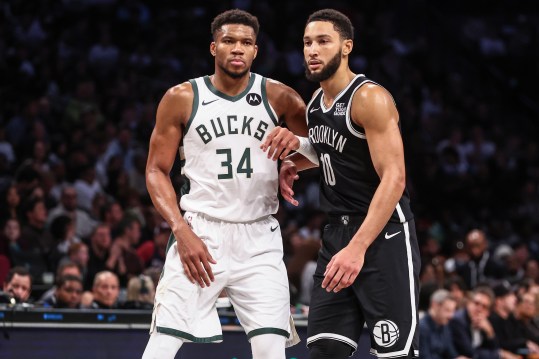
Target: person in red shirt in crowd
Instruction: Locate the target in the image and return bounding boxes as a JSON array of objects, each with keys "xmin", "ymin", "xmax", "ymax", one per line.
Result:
[{"xmin": 136, "ymin": 222, "xmax": 169, "ymax": 270}]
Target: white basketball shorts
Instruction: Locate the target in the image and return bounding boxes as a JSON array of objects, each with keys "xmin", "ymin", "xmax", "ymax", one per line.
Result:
[{"xmin": 150, "ymin": 211, "xmax": 298, "ymax": 346}]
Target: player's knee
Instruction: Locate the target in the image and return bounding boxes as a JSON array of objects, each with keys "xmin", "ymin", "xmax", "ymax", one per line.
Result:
[
  {"xmin": 250, "ymin": 334, "xmax": 286, "ymax": 359},
  {"xmin": 142, "ymin": 332, "xmax": 183, "ymax": 359},
  {"xmin": 308, "ymin": 339, "xmax": 352, "ymax": 359}
]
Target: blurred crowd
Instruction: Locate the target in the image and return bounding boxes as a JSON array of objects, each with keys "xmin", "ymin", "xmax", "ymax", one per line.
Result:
[{"xmin": 0, "ymin": 1, "xmax": 539, "ymax": 348}]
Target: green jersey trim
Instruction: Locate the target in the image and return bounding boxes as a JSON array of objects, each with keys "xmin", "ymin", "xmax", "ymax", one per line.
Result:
[
  {"xmin": 156, "ymin": 326, "xmax": 223, "ymax": 343},
  {"xmin": 261, "ymin": 77, "xmax": 278, "ymax": 126},
  {"xmin": 180, "ymin": 176, "xmax": 190, "ymax": 197},
  {"xmin": 165, "ymin": 233, "xmax": 175, "ymax": 255},
  {"xmin": 184, "ymin": 79, "xmax": 199, "ymax": 135},
  {"xmin": 160, "ymin": 233, "xmax": 176, "ymax": 279},
  {"xmin": 203, "ymin": 73, "xmax": 256, "ymax": 102},
  {"xmin": 247, "ymin": 327, "xmax": 290, "ymax": 340}
]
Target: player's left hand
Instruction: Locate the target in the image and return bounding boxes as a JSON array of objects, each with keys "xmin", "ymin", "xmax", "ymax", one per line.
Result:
[
  {"xmin": 279, "ymin": 159, "xmax": 299, "ymax": 206},
  {"xmin": 260, "ymin": 126, "xmax": 299, "ymax": 161},
  {"xmin": 322, "ymin": 245, "xmax": 364, "ymax": 293}
]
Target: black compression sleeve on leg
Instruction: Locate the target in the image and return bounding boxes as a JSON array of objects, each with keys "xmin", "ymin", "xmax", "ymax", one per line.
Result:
[{"xmin": 308, "ymin": 339, "xmax": 353, "ymax": 359}]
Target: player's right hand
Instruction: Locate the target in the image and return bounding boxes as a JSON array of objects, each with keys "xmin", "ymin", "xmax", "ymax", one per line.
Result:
[
  {"xmin": 280, "ymin": 159, "xmax": 299, "ymax": 206},
  {"xmin": 260, "ymin": 126, "xmax": 299, "ymax": 161},
  {"xmin": 176, "ymin": 227, "xmax": 216, "ymax": 288}
]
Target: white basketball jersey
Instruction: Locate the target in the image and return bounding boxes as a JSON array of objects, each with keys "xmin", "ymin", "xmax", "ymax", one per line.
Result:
[{"xmin": 180, "ymin": 73, "xmax": 280, "ymax": 222}]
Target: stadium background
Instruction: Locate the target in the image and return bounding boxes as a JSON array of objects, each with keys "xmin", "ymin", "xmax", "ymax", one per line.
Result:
[{"xmin": 1, "ymin": 0, "xmax": 538, "ymax": 358}]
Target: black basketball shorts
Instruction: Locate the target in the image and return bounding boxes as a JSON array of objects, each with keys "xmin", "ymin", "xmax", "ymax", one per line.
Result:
[{"xmin": 306, "ymin": 215, "xmax": 420, "ymax": 358}]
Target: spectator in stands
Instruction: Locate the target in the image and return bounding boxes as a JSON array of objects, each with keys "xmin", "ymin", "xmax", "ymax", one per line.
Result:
[
  {"xmin": 489, "ymin": 281, "xmax": 529, "ymax": 358},
  {"xmin": 29, "ymin": 140, "xmax": 50, "ymax": 174},
  {"xmin": 2, "ymin": 266, "xmax": 32, "ymax": 303},
  {"xmin": 525, "ymin": 259, "xmax": 539, "ymax": 285},
  {"xmin": 444, "ymin": 277, "xmax": 469, "ymax": 310},
  {"xmin": 436, "ymin": 127, "xmax": 469, "ymax": 176},
  {"xmin": 88, "ymin": 31, "xmax": 119, "ymax": 77},
  {"xmin": 0, "ymin": 153, "xmax": 11, "ymax": 195},
  {"xmin": 463, "ymin": 126, "xmax": 496, "ymax": 172},
  {"xmin": 143, "ymin": 267, "xmax": 161, "ymax": 293},
  {"xmin": 514, "ymin": 291, "xmax": 539, "ymax": 350},
  {"xmin": 121, "ymin": 274, "xmax": 154, "ymax": 310},
  {"xmin": 86, "ymin": 223, "xmax": 112, "ymax": 290},
  {"xmin": 449, "ymin": 286, "xmax": 499, "ymax": 359},
  {"xmin": 88, "ymin": 271, "xmax": 120, "ymax": 309},
  {"xmin": 101, "ymin": 201, "xmax": 124, "ymax": 236},
  {"xmin": 128, "ymin": 151, "xmax": 148, "ymax": 197},
  {"xmin": 60, "ymin": 242, "xmax": 89, "ymax": 284},
  {"xmin": 13, "ymin": 197, "xmax": 52, "ymax": 283},
  {"xmin": 48, "ymin": 214, "xmax": 80, "ymax": 269},
  {"xmin": 419, "ymin": 289, "xmax": 467, "ymax": 359},
  {"xmin": 0, "ymin": 126, "xmax": 16, "ymax": 169},
  {"xmin": 1, "ymin": 218, "xmax": 21, "ymax": 259},
  {"xmin": 455, "ymin": 229, "xmax": 506, "ymax": 289},
  {"xmin": 136, "ymin": 222, "xmax": 168, "ymax": 270},
  {"xmin": 73, "ymin": 164, "xmax": 103, "ymax": 212},
  {"xmin": 5, "ymin": 99, "xmax": 41, "ymax": 153},
  {"xmin": 47, "ymin": 185, "xmax": 97, "ymax": 240},
  {"xmin": 107, "ymin": 216, "xmax": 143, "ymax": 286},
  {"xmin": 39, "ymin": 261, "xmax": 82, "ymax": 303},
  {"xmin": 285, "ymin": 232, "xmax": 320, "ymax": 306},
  {"xmin": 40, "ymin": 274, "xmax": 83, "ymax": 309},
  {"xmin": 89, "ymin": 192, "xmax": 107, "ymax": 223},
  {"xmin": 0, "ymin": 184, "xmax": 20, "ymax": 220},
  {"xmin": 139, "ymin": 206, "xmax": 164, "ymax": 243}
]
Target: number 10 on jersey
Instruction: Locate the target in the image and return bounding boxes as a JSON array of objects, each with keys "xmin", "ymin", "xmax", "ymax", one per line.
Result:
[{"xmin": 320, "ymin": 153, "xmax": 336, "ymax": 186}]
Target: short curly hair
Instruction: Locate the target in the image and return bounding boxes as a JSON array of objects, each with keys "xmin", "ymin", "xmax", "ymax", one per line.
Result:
[
  {"xmin": 211, "ymin": 9, "xmax": 259, "ymax": 39},
  {"xmin": 306, "ymin": 9, "xmax": 354, "ymax": 41}
]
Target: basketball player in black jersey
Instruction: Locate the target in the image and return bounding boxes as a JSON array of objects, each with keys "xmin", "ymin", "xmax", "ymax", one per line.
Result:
[{"xmin": 262, "ymin": 9, "xmax": 420, "ymax": 359}]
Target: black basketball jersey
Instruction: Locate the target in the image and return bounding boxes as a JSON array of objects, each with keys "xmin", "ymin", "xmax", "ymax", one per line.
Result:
[{"xmin": 307, "ymin": 74, "xmax": 413, "ymax": 223}]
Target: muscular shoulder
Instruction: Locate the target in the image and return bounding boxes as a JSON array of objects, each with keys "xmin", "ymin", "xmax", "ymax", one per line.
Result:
[
  {"xmin": 167, "ymin": 81, "xmax": 194, "ymax": 98},
  {"xmin": 165, "ymin": 81, "xmax": 194, "ymax": 112},
  {"xmin": 159, "ymin": 81, "xmax": 194, "ymax": 126},
  {"xmin": 353, "ymin": 83, "xmax": 395, "ymax": 114},
  {"xmin": 265, "ymin": 78, "xmax": 307, "ymax": 135},
  {"xmin": 265, "ymin": 79, "xmax": 305, "ymax": 118},
  {"xmin": 351, "ymin": 83, "xmax": 398, "ymax": 129}
]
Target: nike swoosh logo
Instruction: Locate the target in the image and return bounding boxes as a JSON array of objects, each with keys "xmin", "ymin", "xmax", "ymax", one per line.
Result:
[
  {"xmin": 202, "ymin": 99, "xmax": 219, "ymax": 106},
  {"xmin": 385, "ymin": 231, "xmax": 401, "ymax": 239},
  {"xmin": 309, "ymin": 107, "xmax": 320, "ymax": 113},
  {"xmin": 270, "ymin": 225, "xmax": 279, "ymax": 232}
]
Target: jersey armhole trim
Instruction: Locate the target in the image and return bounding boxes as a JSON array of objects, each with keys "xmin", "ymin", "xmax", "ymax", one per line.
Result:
[
  {"xmin": 261, "ymin": 77, "xmax": 278, "ymax": 126},
  {"xmin": 306, "ymin": 88, "xmax": 323, "ymax": 125},
  {"xmin": 184, "ymin": 79, "xmax": 199, "ymax": 135},
  {"xmin": 345, "ymin": 79, "xmax": 377, "ymax": 139}
]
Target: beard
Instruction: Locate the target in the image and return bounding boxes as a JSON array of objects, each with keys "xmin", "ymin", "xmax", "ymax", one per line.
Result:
[
  {"xmin": 219, "ymin": 63, "xmax": 249, "ymax": 79},
  {"xmin": 304, "ymin": 51, "xmax": 342, "ymax": 82}
]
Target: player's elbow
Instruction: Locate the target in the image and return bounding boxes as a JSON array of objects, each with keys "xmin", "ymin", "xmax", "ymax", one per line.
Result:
[
  {"xmin": 395, "ymin": 172, "xmax": 406, "ymax": 193},
  {"xmin": 145, "ymin": 165, "xmax": 167, "ymax": 182},
  {"xmin": 145, "ymin": 166, "xmax": 156, "ymax": 179},
  {"xmin": 387, "ymin": 169, "xmax": 406, "ymax": 194}
]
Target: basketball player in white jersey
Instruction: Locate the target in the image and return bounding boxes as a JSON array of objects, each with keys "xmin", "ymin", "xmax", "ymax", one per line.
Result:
[{"xmin": 142, "ymin": 9, "xmax": 307, "ymax": 359}]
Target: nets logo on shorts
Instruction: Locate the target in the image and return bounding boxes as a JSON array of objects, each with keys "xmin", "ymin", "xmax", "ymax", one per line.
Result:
[{"xmin": 373, "ymin": 320, "xmax": 399, "ymax": 347}]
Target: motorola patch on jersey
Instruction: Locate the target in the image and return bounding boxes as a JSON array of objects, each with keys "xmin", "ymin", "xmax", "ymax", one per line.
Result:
[{"xmin": 246, "ymin": 93, "xmax": 262, "ymax": 106}]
